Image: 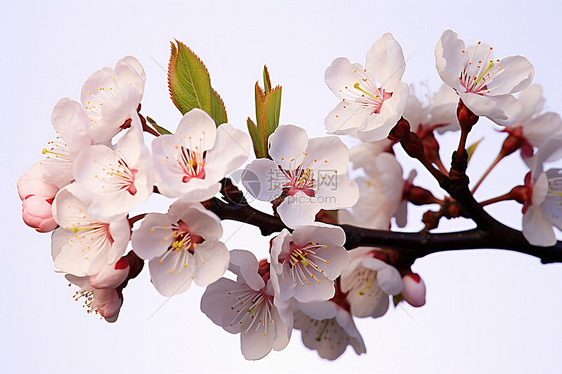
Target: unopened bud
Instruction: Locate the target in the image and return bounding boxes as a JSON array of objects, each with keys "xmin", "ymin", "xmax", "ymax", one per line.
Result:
[
  {"xmin": 402, "ymin": 273, "xmax": 426, "ymax": 307},
  {"xmin": 406, "ymin": 185, "xmax": 437, "ymax": 206},
  {"xmin": 388, "ymin": 117, "xmax": 411, "ymax": 141},
  {"xmin": 22, "ymin": 195, "xmax": 57, "ymax": 233},
  {"xmin": 457, "ymin": 99, "xmax": 479, "ymax": 131},
  {"xmin": 401, "ymin": 132, "xmax": 425, "ymax": 160}
]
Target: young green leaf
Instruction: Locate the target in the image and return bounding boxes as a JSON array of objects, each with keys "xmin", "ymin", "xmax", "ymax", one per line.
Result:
[
  {"xmin": 467, "ymin": 138, "xmax": 484, "ymax": 164},
  {"xmin": 146, "ymin": 116, "xmax": 171, "ymax": 135},
  {"xmin": 264, "ymin": 86, "xmax": 282, "ymax": 136},
  {"xmin": 211, "ymin": 89, "xmax": 228, "ymax": 125},
  {"xmin": 247, "ymin": 118, "xmax": 266, "ymax": 158},
  {"xmin": 168, "ymin": 40, "xmax": 212, "ymax": 115},
  {"xmin": 263, "ymin": 65, "xmax": 272, "ymax": 94}
]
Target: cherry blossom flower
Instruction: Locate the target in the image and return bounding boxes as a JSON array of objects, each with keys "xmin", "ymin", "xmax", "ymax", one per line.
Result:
[
  {"xmin": 81, "ymin": 56, "xmax": 146, "ymax": 144},
  {"xmin": 51, "ymin": 184, "xmax": 130, "ymax": 276},
  {"xmin": 435, "ymin": 29, "xmax": 534, "ymax": 126},
  {"xmin": 340, "ymin": 152, "xmax": 406, "ymax": 229},
  {"xmin": 72, "ymin": 112, "xmax": 153, "ymax": 221},
  {"xmin": 325, "ymin": 33, "xmax": 410, "ymax": 141},
  {"xmin": 504, "ymin": 84, "xmax": 562, "ymax": 161},
  {"xmin": 66, "ymin": 257, "xmax": 130, "ymax": 322},
  {"xmin": 401, "ymin": 273, "xmax": 426, "ymax": 307},
  {"xmin": 269, "ymin": 224, "xmax": 350, "ymax": 303},
  {"xmin": 151, "ymin": 108, "xmax": 250, "ymax": 203},
  {"xmin": 521, "ymin": 136, "xmax": 562, "ymax": 246},
  {"xmin": 131, "ymin": 201, "xmax": 229, "ymax": 296},
  {"xmin": 293, "ymin": 299, "xmax": 366, "ymax": 360},
  {"xmin": 201, "ymin": 250, "xmax": 291, "ymax": 360},
  {"xmin": 39, "ymin": 98, "xmax": 92, "ymax": 188},
  {"xmin": 339, "ymin": 247, "xmax": 402, "ymax": 318},
  {"xmin": 242, "ymin": 125, "xmax": 358, "ymax": 228}
]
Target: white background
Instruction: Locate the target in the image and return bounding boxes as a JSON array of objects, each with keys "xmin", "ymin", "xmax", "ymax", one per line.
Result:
[{"xmin": 2, "ymin": 1, "xmax": 562, "ymax": 373}]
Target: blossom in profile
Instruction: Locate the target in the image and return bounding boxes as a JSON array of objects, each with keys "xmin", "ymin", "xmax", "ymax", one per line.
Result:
[
  {"xmin": 132, "ymin": 201, "xmax": 229, "ymax": 296},
  {"xmin": 293, "ymin": 299, "xmax": 366, "ymax": 360},
  {"xmin": 81, "ymin": 56, "xmax": 146, "ymax": 144},
  {"xmin": 242, "ymin": 125, "xmax": 358, "ymax": 228},
  {"xmin": 325, "ymin": 33, "xmax": 410, "ymax": 141},
  {"xmin": 201, "ymin": 250, "xmax": 291, "ymax": 360},
  {"xmin": 151, "ymin": 108, "xmax": 250, "ymax": 203},
  {"xmin": 521, "ymin": 136, "xmax": 562, "ymax": 246},
  {"xmin": 269, "ymin": 224, "xmax": 350, "ymax": 303},
  {"xmin": 66, "ymin": 257, "xmax": 130, "ymax": 322},
  {"xmin": 339, "ymin": 247, "xmax": 402, "ymax": 318},
  {"xmin": 435, "ymin": 29, "xmax": 534, "ymax": 126},
  {"xmin": 504, "ymin": 84, "xmax": 562, "ymax": 161},
  {"xmin": 401, "ymin": 272, "xmax": 426, "ymax": 307}
]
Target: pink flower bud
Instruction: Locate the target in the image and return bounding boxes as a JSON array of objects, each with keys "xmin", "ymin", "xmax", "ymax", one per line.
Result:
[
  {"xmin": 90, "ymin": 258, "xmax": 130, "ymax": 289},
  {"xmin": 22, "ymin": 195, "xmax": 57, "ymax": 233},
  {"xmin": 17, "ymin": 165, "xmax": 58, "ymax": 201},
  {"xmin": 94, "ymin": 288, "xmax": 123, "ymax": 322},
  {"xmin": 402, "ymin": 273, "xmax": 426, "ymax": 307}
]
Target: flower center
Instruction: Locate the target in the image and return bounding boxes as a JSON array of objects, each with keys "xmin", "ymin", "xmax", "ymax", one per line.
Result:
[
  {"xmin": 96, "ymin": 156, "xmax": 139, "ymax": 195},
  {"xmin": 282, "ymin": 242, "xmax": 330, "ymax": 286},
  {"xmin": 352, "ymin": 82, "xmax": 393, "ymax": 114},
  {"xmin": 179, "ymin": 146, "xmax": 206, "ymax": 183},
  {"xmin": 227, "ymin": 288, "xmax": 274, "ymax": 336},
  {"xmin": 459, "ymin": 42, "xmax": 502, "ymax": 95},
  {"xmin": 158, "ymin": 220, "xmax": 204, "ymax": 274},
  {"xmin": 280, "ymin": 162, "xmax": 316, "ymax": 197}
]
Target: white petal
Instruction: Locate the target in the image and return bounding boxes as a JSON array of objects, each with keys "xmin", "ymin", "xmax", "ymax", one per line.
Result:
[
  {"xmin": 303, "ymin": 136, "xmax": 350, "ymax": 173},
  {"xmin": 176, "ymin": 108, "xmax": 218, "ymax": 151},
  {"xmin": 277, "ymin": 192, "xmax": 320, "ymax": 228},
  {"xmin": 522, "ymin": 206, "xmax": 556, "ymax": 247},
  {"xmin": 487, "ymin": 55, "xmax": 534, "ymax": 95},
  {"xmin": 204, "ymin": 124, "xmax": 250, "ymax": 182},
  {"xmin": 242, "ymin": 159, "xmax": 284, "ymax": 202},
  {"xmin": 149, "ymin": 252, "xmax": 195, "ymax": 296},
  {"xmin": 131, "ymin": 213, "xmax": 173, "ymax": 260},
  {"xmin": 325, "ymin": 101, "xmax": 371, "ymax": 135},
  {"xmin": 365, "ymin": 32, "xmax": 406, "ymax": 83},
  {"xmin": 228, "ymin": 250, "xmax": 265, "ymax": 291},
  {"xmin": 192, "ymin": 241, "xmax": 230, "ymax": 287},
  {"xmin": 459, "ymin": 92, "xmax": 521, "ymax": 126},
  {"xmin": 435, "ymin": 29, "xmax": 465, "ymax": 90},
  {"xmin": 324, "ymin": 57, "xmax": 366, "ymax": 100},
  {"xmin": 268, "ymin": 125, "xmax": 308, "ymax": 168}
]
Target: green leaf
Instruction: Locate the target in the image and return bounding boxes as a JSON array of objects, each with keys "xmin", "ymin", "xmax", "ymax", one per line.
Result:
[
  {"xmin": 393, "ymin": 293, "xmax": 404, "ymax": 307},
  {"xmin": 146, "ymin": 116, "xmax": 171, "ymax": 135},
  {"xmin": 255, "ymin": 82, "xmax": 266, "ymax": 129},
  {"xmin": 247, "ymin": 118, "xmax": 267, "ymax": 158},
  {"xmin": 210, "ymin": 89, "xmax": 228, "ymax": 125},
  {"xmin": 168, "ymin": 40, "xmax": 212, "ymax": 116},
  {"xmin": 264, "ymin": 86, "xmax": 282, "ymax": 137},
  {"xmin": 263, "ymin": 65, "xmax": 272, "ymax": 94},
  {"xmin": 467, "ymin": 137, "xmax": 484, "ymax": 164}
]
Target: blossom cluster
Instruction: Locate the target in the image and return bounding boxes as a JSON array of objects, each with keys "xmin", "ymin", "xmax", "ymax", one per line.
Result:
[{"xmin": 17, "ymin": 29, "xmax": 562, "ymax": 360}]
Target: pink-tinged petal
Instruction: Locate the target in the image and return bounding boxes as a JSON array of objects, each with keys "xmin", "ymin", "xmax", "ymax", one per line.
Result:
[
  {"xmin": 356, "ymin": 82, "xmax": 409, "ymax": 141},
  {"xmin": 363, "ymin": 258, "xmax": 403, "ymax": 295},
  {"xmin": 51, "ymin": 227, "xmax": 111, "ymax": 276},
  {"xmin": 73, "ymin": 145, "xmax": 116, "ymax": 191},
  {"xmin": 292, "ymin": 224, "xmax": 346, "ymax": 248},
  {"xmin": 50, "ymin": 98, "xmax": 92, "ymax": 160},
  {"xmin": 90, "ymin": 261, "xmax": 129, "ymax": 289},
  {"xmin": 228, "ymin": 249, "xmax": 265, "ymax": 291},
  {"xmin": 88, "ymin": 191, "xmax": 134, "ymax": 222},
  {"xmin": 115, "ymin": 56, "xmax": 146, "ymax": 93},
  {"xmin": 533, "ymin": 136, "xmax": 562, "ymax": 178},
  {"xmin": 435, "ymin": 29, "xmax": 466, "ymax": 90},
  {"xmin": 303, "ymin": 136, "xmax": 350, "ymax": 173},
  {"xmin": 365, "ymin": 32, "xmax": 406, "ymax": 83},
  {"xmin": 22, "ymin": 195, "xmax": 57, "ymax": 233},
  {"xmin": 268, "ymin": 125, "xmax": 308, "ymax": 168},
  {"xmin": 131, "ymin": 213, "xmax": 175, "ymax": 260},
  {"xmin": 192, "ymin": 241, "xmax": 229, "ymax": 287},
  {"xmin": 240, "ymin": 319, "xmax": 276, "ymax": 360},
  {"xmin": 271, "ymin": 305, "xmax": 292, "ymax": 352},
  {"xmin": 324, "ymin": 58, "xmax": 366, "ymax": 100},
  {"xmin": 487, "ymin": 55, "xmax": 534, "ymax": 95},
  {"xmin": 458, "ymin": 91, "xmax": 521, "ymax": 126},
  {"xmin": 176, "ymin": 108, "xmax": 218, "ymax": 151},
  {"xmin": 523, "ymin": 112, "xmax": 562, "ymax": 147},
  {"xmin": 204, "ymin": 124, "xmax": 250, "ymax": 182},
  {"xmin": 200, "ymin": 277, "xmax": 242, "ymax": 333},
  {"xmin": 315, "ymin": 175, "xmax": 359, "ymax": 210},
  {"xmin": 325, "ymin": 101, "xmax": 370, "ymax": 135},
  {"xmin": 242, "ymin": 159, "xmax": 284, "ymax": 202},
  {"xmin": 149, "ymin": 252, "xmax": 195, "ymax": 296},
  {"xmin": 17, "ymin": 162, "xmax": 58, "ymax": 200},
  {"xmin": 94, "ymin": 288, "xmax": 122, "ymax": 321},
  {"xmin": 402, "ymin": 273, "xmax": 426, "ymax": 307},
  {"xmin": 292, "ymin": 268, "xmax": 335, "ymax": 303},
  {"xmin": 532, "ymin": 172, "xmax": 548, "ymax": 206},
  {"xmin": 177, "ymin": 179, "xmax": 222, "ymax": 203},
  {"xmin": 277, "ymin": 192, "xmax": 320, "ymax": 228},
  {"xmin": 172, "ymin": 203, "xmax": 223, "ymax": 241},
  {"xmin": 517, "ymin": 84, "xmax": 544, "ymax": 123},
  {"xmin": 523, "ymin": 206, "xmax": 556, "ymax": 247},
  {"xmin": 296, "ymin": 300, "xmax": 337, "ymax": 320}
]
